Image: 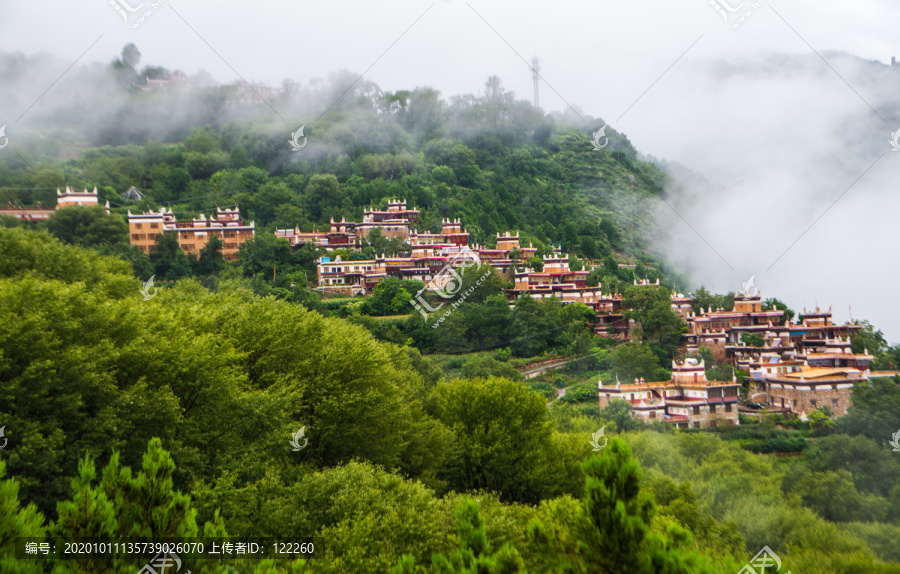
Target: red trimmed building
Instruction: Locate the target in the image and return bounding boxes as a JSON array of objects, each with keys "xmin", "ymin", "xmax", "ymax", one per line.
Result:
[{"xmin": 598, "ymin": 358, "xmax": 741, "ymax": 428}]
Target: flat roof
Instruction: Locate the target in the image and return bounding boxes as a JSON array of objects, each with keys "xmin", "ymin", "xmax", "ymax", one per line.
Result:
[{"xmin": 776, "ymin": 367, "xmax": 864, "ymax": 381}]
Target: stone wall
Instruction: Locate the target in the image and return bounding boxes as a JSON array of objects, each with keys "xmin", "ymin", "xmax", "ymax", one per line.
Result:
[
  {"xmin": 682, "ymin": 402, "xmax": 739, "ymax": 428},
  {"xmin": 705, "ymin": 341, "xmax": 728, "ymax": 363},
  {"xmin": 764, "ymin": 382, "xmax": 853, "ymax": 416},
  {"xmin": 316, "ymin": 285, "xmax": 362, "ymax": 298}
]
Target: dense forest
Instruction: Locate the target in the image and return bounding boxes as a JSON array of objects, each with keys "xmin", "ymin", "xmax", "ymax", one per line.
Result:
[
  {"xmin": 2, "ymin": 229, "xmax": 900, "ymax": 573},
  {"xmin": 2, "ymin": 45, "xmax": 900, "ymax": 573}
]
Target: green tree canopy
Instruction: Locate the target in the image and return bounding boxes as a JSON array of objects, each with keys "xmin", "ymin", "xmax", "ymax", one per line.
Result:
[
  {"xmin": 238, "ymin": 232, "xmax": 293, "ymax": 278},
  {"xmin": 609, "ymin": 341, "xmax": 663, "ymax": 383},
  {"xmin": 363, "ymin": 277, "xmax": 423, "ymax": 316},
  {"xmin": 762, "ymin": 297, "xmax": 795, "ymax": 324},
  {"xmin": 395, "ymin": 499, "xmax": 525, "ymax": 573},
  {"xmin": 431, "ymin": 377, "xmax": 563, "ymax": 503},
  {"xmin": 0, "ymin": 459, "xmax": 45, "ymax": 574},
  {"xmin": 195, "ymin": 234, "xmax": 225, "ymax": 275},
  {"xmin": 623, "ymin": 285, "xmax": 685, "ymax": 357},
  {"xmin": 838, "ymin": 379, "xmax": 900, "ymax": 443},
  {"xmin": 44, "ymin": 205, "xmax": 128, "ymax": 247},
  {"xmin": 850, "ymin": 320, "xmax": 887, "ymax": 357},
  {"xmin": 150, "ymin": 231, "xmax": 193, "ymax": 279},
  {"xmin": 460, "ymin": 355, "xmax": 523, "ymax": 381}
]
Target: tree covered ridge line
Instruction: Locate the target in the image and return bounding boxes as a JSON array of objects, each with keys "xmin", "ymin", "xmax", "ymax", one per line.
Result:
[{"xmin": 2, "ymin": 44, "xmax": 673, "ymax": 280}]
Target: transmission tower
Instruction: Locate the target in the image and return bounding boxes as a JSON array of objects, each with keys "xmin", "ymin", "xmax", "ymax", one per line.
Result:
[{"xmin": 531, "ymin": 57, "xmax": 540, "ymax": 109}]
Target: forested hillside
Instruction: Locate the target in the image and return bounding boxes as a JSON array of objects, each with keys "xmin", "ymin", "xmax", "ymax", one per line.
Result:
[{"xmin": 2, "ymin": 229, "xmax": 900, "ymax": 573}]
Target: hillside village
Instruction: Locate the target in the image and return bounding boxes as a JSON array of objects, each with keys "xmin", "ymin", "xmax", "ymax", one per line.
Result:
[{"xmin": 5, "ymin": 187, "xmax": 877, "ymax": 431}]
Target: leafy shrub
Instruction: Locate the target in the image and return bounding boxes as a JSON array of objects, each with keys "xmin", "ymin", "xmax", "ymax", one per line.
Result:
[
  {"xmin": 771, "ymin": 413, "xmax": 806, "ymax": 430},
  {"xmin": 493, "ymin": 347, "xmax": 512, "ymax": 362},
  {"xmin": 741, "ymin": 333, "xmax": 765, "ymax": 347},
  {"xmin": 738, "ymin": 413, "xmax": 759, "ymax": 425},
  {"xmin": 559, "ymin": 382, "xmax": 597, "ymax": 404},
  {"xmin": 744, "ymin": 436, "xmax": 807, "ymax": 454},
  {"xmin": 576, "ymin": 402, "xmax": 602, "ymax": 419},
  {"xmin": 527, "ymin": 382, "xmax": 556, "ymax": 398},
  {"xmin": 461, "ymin": 355, "xmax": 523, "ymax": 381},
  {"xmin": 446, "ymin": 357, "xmax": 465, "ymax": 369}
]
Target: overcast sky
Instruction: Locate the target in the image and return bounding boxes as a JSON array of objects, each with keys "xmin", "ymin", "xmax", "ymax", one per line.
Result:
[{"xmin": 3, "ymin": 0, "xmax": 900, "ymax": 341}]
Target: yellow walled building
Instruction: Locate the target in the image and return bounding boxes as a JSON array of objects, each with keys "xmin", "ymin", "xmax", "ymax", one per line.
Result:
[{"xmin": 128, "ymin": 206, "xmax": 254, "ymax": 261}]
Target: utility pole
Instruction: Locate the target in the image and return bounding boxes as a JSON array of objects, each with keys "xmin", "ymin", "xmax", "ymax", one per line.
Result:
[{"xmin": 531, "ymin": 57, "xmax": 540, "ymax": 109}]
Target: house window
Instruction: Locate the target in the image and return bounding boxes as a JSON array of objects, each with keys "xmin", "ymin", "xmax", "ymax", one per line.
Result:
[
  {"xmin": 131, "ymin": 234, "xmax": 140, "ymax": 241},
  {"xmin": 649, "ymin": 412, "xmax": 656, "ymax": 419},
  {"xmin": 693, "ymin": 405, "xmax": 700, "ymax": 415},
  {"xmin": 810, "ymin": 399, "xmax": 817, "ymax": 408},
  {"xmin": 725, "ymin": 403, "xmax": 732, "ymax": 413},
  {"xmin": 710, "ymin": 404, "xmax": 717, "ymax": 414},
  {"xmin": 832, "ymin": 399, "xmax": 838, "ymax": 407},
  {"xmin": 150, "ymin": 223, "xmax": 159, "ymax": 229},
  {"xmin": 832, "ymin": 385, "xmax": 838, "ymax": 391}
]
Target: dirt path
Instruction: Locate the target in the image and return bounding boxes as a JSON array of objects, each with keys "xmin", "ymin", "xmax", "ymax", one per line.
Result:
[{"xmin": 547, "ymin": 383, "xmax": 580, "ymax": 407}]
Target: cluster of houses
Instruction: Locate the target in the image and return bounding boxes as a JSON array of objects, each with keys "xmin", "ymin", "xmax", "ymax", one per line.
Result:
[
  {"xmin": 270, "ymin": 201, "xmax": 876, "ymax": 429},
  {"xmin": 604, "ymin": 293, "xmax": 874, "ymax": 429},
  {"xmin": 273, "ymin": 199, "xmax": 628, "ymax": 308},
  {"xmin": 3, "ymin": 188, "xmax": 257, "ymax": 263},
  {"xmin": 7, "ymin": 189, "xmax": 876, "ymax": 428}
]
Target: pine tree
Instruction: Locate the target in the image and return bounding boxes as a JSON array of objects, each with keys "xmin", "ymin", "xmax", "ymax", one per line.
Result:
[
  {"xmin": 53, "ymin": 456, "xmax": 117, "ymax": 539},
  {"xmin": 394, "ymin": 499, "xmax": 526, "ymax": 573},
  {"xmin": 101, "ymin": 438, "xmax": 199, "ymax": 539},
  {"xmin": 0, "ymin": 459, "xmax": 45, "ymax": 574},
  {"xmin": 51, "ymin": 455, "xmax": 120, "ymax": 572},
  {"xmin": 48, "ymin": 439, "xmax": 230, "ymax": 573},
  {"xmin": 576, "ymin": 438, "xmax": 655, "ymax": 573},
  {"xmin": 573, "ymin": 438, "xmax": 718, "ymax": 574}
]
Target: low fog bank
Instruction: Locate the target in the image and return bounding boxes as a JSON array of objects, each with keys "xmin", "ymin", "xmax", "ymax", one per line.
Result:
[{"xmin": 634, "ymin": 53, "xmax": 900, "ymax": 341}]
